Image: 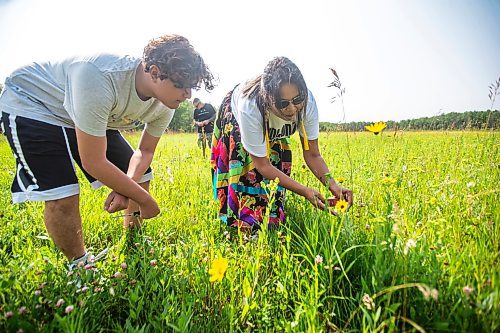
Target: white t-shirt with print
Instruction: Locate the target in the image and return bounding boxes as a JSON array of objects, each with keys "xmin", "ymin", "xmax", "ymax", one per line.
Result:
[
  {"xmin": 0, "ymin": 54, "xmax": 173, "ymax": 137},
  {"xmin": 230, "ymin": 83, "xmax": 319, "ymax": 157}
]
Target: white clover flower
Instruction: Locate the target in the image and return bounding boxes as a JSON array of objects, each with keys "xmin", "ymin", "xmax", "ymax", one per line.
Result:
[
  {"xmin": 404, "ymin": 239, "xmax": 417, "ymax": 255},
  {"xmin": 362, "ymin": 294, "xmax": 375, "ymax": 310},
  {"xmin": 463, "ymin": 286, "xmax": 473, "ymax": 296}
]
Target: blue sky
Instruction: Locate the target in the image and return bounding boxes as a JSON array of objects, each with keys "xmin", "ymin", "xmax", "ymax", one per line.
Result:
[{"xmin": 0, "ymin": 0, "xmax": 499, "ymax": 122}]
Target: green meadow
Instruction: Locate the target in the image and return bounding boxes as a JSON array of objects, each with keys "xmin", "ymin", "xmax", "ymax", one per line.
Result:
[{"xmin": 0, "ymin": 131, "xmax": 498, "ymax": 332}]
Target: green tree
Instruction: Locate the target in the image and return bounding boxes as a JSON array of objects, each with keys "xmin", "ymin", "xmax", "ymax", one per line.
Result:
[
  {"xmin": 318, "ymin": 110, "xmax": 499, "ymax": 132},
  {"xmin": 169, "ymin": 101, "xmax": 195, "ymax": 132}
]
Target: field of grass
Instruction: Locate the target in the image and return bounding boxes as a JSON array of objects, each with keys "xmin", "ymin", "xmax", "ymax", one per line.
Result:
[{"xmin": 0, "ymin": 131, "xmax": 498, "ymax": 332}]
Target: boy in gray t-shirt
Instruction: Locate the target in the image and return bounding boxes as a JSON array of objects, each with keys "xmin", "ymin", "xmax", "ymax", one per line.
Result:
[{"xmin": 0, "ymin": 34, "xmax": 214, "ymax": 267}]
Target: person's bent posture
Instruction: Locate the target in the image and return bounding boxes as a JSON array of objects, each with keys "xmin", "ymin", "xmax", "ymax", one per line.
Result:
[
  {"xmin": 211, "ymin": 57, "xmax": 352, "ymax": 231},
  {"xmin": 0, "ymin": 34, "xmax": 214, "ymax": 265},
  {"xmin": 192, "ymin": 97, "xmax": 216, "ymax": 149}
]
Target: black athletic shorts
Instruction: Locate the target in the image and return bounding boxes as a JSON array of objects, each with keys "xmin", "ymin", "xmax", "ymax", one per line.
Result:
[{"xmin": 1, "ymin": 112, "xmax": 152, "ymax": 203}]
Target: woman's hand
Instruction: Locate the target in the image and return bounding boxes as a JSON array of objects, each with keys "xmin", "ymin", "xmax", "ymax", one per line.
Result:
[
  {"xmin": 304, "ymin": 187, "xmax": 326, "ymax": 210},
  {"xmin": 330, "ymin": 183, "xmax": 353, "ymax": 209},
  {"xmin": 104, "ymin": 191, "xmax": 129, "ymax": 213}
]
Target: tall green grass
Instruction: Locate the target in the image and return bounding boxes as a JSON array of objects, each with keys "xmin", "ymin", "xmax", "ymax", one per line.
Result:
[{"xmin": 0, "ymin": 131, "xmax": 498, "ymax": 332}]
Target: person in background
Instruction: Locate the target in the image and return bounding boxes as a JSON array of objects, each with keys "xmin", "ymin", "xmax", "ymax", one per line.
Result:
[
  {"xmin": 211, "ymin": 56, "xmax": 352, "ymax": 231},
  {"xmin": 192, "ymin": 97, "xmax": 216, "ymax": 148},
  {"xmin": 0, "ymin": 34, "xmax": 214, "ymax": 267}
]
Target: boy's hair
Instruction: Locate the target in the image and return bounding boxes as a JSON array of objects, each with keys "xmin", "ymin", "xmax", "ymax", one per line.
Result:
[
  {"xmin": 192, "ymin": 98, "xmax": 201, "ymax": 104},
  {"xmin": 143, "ymin": 34, "xmax": 214, "ymax": 91}
]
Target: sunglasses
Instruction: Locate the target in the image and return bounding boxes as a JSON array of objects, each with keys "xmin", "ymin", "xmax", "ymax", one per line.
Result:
[{"xmin": 276, "ymin": 95, "xmax": 305, "ymax": 109}]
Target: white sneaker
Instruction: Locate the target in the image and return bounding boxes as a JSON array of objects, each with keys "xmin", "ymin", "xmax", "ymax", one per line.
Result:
[
  {"xmin": 67, "ymin": 248, "xmax": 109, "ymax": 288},
  {"xmin": 68, "ymin": 248, "xmax": 109, "ymax": 271}
]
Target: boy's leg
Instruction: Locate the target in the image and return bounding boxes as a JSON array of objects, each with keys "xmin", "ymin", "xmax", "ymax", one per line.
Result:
[
  {"xmin": 44, "ymin": 195, "xmax": 85, "ymax": 260},
  {"xmin": 207, "ymin": 132, "xmax": 213, "ymax": 148},
  {"xmin": 1, "ymin": 113, "xmax": 84, "ymax": 260},
  {"xmin": 197, "ymin": 132, "xmax": 203, "ymax": 147}
]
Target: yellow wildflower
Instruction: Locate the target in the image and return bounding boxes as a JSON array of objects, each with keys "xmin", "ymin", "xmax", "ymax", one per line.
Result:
[
  {"xmin": 335, "ymin": 199, "xmax": 348, "ymax": 213},
  {"xmin": 209, "ymin": 257, "xmax": 228, "ymax": 282},
  {"xmin": 381, "ymin": 177, "xmax": 396, "ymax": 185},
  {"xmin": 241, "ymin": 195, "xmax": 256, "ymax": 208},
  {"xmin": 336, "ymin": 177, "xmax": 346, "ymax": 183},
  {"xmin": 365, "ymin": 122, "xmax": 387, "ymax": 135},
  {"xmin": 224, "ymin": 123, "xmax": 233, "ymax": 134}
]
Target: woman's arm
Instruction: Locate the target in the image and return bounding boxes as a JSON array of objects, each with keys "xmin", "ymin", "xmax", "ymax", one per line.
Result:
[
  {"xmin": 302, "ymin": 138, "xmax": 353, "ymax": 206},
  {"xmin": 251, "ymin": 154, "xmax": 326, "ymax": 210}
]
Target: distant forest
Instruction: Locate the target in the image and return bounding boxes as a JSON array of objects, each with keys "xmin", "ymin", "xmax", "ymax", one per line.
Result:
[
  {"xmin": 319, "ymin": 110, "xmax": 499, "ymax": 132},
  {"xmin": 169, "ymin": 102, "xmax": 499, "ymax": 132},
  {"xmin": 0, "ymin": 83, "xmax": 497, "ymax": 132}
]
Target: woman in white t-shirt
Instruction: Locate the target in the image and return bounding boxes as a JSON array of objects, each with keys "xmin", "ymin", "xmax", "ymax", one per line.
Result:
[{"xmin": 211, "ymin": 57, "xmax": 352, "ymax": 231}]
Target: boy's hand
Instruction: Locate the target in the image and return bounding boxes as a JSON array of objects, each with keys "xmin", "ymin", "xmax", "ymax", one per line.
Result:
[
  {"xmin": 104, "ymin": 191, "xmax": 129, "ymax": 213},
  {"xmin": 138, "ymin": 196, "xmax": 160, "ymax": 219}
]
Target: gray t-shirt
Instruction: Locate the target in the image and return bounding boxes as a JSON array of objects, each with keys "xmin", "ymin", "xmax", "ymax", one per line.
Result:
[{"xmin": 0, "ymin": 54, "xmax": 173, "ymax": 137}]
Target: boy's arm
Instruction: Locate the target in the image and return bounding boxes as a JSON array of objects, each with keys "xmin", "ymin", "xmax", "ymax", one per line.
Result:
[
  {"xmin": 75, "ymin": 128, "xmax": 159, "ymax": 218},
  {"xmin": 126, "ymin": 130, "xmax": 160, "ymax": 181},
  {"xmin": 120, "ymin": 129, "xmax": 161, "ymax": 223}
]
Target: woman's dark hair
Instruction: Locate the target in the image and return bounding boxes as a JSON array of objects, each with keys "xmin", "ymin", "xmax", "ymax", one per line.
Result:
[
  {"xmin": 241, "ymin": 57, "xmax": 308, "ymax": 139},
  {"xmin": 143, "ymin": 34, "xmax": 214, "ymax": 91}
]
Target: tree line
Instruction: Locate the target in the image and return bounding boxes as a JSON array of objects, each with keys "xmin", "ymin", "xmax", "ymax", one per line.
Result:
[
  {"xmin": 319, "ymin": 110, "xmax": 499, "ymax": 132},
  {"xmin": 169, "ymin": 99, "xmax": 500, "ymax": 132},
  {"xmin": 0, "ymin": 83, "xmax": 496, "ymax": 132},
  {"xmin": 171, "ymin": 101, "xmax": 500, "ymax": 133}
]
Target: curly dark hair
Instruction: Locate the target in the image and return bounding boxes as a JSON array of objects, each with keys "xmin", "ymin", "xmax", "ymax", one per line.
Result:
[
  {"xmin": 143, "ymin": 34, "xmax": 214, "ymax": 91},
  {"xmin": 242, "ymin": 56, "xmax": 308, "ymax": 138}
]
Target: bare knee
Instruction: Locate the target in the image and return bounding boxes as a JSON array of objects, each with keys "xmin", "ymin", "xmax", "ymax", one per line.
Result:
[{"xmin": 45, "ymin": 195, "xmax": 79, "ymax": 215}]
